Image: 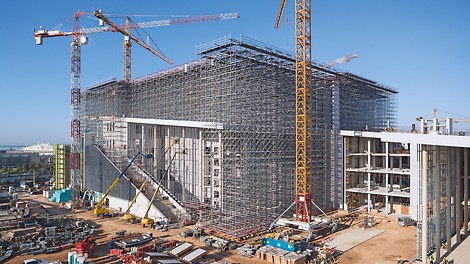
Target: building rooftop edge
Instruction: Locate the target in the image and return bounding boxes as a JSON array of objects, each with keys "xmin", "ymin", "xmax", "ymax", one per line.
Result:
[
  {"xmin": 99, "ymin": 117, "xmax": 224, "ymax": 130},
  {"xmin": 340, "ymin": 130, "xmax": 470, "ymax": 148}
]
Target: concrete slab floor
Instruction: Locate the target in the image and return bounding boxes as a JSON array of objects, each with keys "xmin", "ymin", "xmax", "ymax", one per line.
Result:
[{"xmin": 326, "ymin": 227, "xmax": 385, "ymax": 252}]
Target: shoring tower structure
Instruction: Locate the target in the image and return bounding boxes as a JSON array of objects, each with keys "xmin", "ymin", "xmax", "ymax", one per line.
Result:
[{"xmin": 82, "ymin": 35, "xmax": 397, "ymax": 240}]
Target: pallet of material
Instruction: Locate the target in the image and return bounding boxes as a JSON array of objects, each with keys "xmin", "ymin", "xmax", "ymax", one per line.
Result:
[
  {"xmin": 155, "ymin": 259, "xmax": 183, "ymax": 264},
  {"xmin": 268, "ymin": 248, "xmax": 289, "ymax": 264},
  {"xmin": 256, "ymin": 245, "xmax": 274, "ymax": 260},
  {"xmin": 283, "ymin": 252, "xmax": 306, "ymax": 264},
  {"xmin": 169, "ymin": 242, "xmax": 193, "ymax": 257},
  {"xmin": 181, "ymin": 248, "xmax": 208, "ymax": 263},
  {"xmin": 7, "ymin": 227, "xmax": 37, "ymax": 238},
  {"xmin": 256, "ymin": 246, "xmax": 306, "ymax": 264}
]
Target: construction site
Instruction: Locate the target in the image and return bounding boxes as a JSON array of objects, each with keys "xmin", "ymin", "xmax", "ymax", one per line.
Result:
[
  {"xmin": 81, "ymin": 34, "xmax": 397, "ymax": 240},
  {"xmin": 1, "ymin": 1, "xmax": 469, "ymax": 264}
]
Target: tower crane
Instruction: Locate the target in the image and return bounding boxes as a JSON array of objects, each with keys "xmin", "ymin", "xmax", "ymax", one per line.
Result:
[
  {"xmin": 34, "ymin": 11, "xmax": 239, "ymax": 204},
  {"xmin": 270, "ymin": 0, "xmax": 333, "ymax": 240},
  {"xmin": 34, "ymin": 11, "xmax": 239, "ymax": 81},
  {"xmin": 275, "ymin": 0, "xmax": 314, "ymax": 224}
]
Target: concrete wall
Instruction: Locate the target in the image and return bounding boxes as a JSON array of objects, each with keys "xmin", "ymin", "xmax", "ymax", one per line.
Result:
[
  {"xmin": 108, "ymin": 192, "xmax": 166, "ymax": 222},
  {"xmin": 409, "ymin": 143, "xmax": 419, "ymax": 220},
  {"xmin": 128, "ymin": 123, "xmax": 204, "ymax": 203}
]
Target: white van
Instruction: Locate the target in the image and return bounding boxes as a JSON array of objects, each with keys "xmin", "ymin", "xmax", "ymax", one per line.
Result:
[{"xmin": 397, "ymin": 216, "xmax": 416, "ymax": 227}]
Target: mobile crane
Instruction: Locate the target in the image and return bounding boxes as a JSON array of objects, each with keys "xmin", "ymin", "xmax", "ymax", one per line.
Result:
[
  {"xmin": 94, "ymin": 152, "xmax": 152, "ymax": 218},
  {"xmin": 123, "ymin": 180, "xmax": 147, "ymax": 222},
  {"xmin": 140, "ymin": 151, "xmax": 178, "ymax": 227}
]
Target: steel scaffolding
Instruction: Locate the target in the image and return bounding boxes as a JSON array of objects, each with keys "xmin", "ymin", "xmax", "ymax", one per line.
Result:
[{"xmin": 82, "ymin": 35, "xmax": 397, "ymax": 239}]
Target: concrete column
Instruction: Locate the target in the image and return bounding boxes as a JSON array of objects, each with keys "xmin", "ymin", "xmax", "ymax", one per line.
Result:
[
  {"xmin": 141, "ymin": 125, "xmax": 145, "ymax": 164},
  {"xmin": 153, "ymin": 126, "xmax": 157, "ymax": 180},
  {"xmin": 218, "ymin": 132, "xmax": 223, "ymax": 208},
  {"xmin": 372, "ymin": 139, "xmax": 376, "ymax": 168},
  {"xmin": 198, "ymin": 130, "xmax": 203, "ymax": 204},
  {"xmin": 435, "ymin": 146, "xmax": 441, "ymax": 263},
  {"xmin": 385, "ymin": 142, "xmax": 389, "ymax": 214},
  {"xmin": 464, "ymin": 148, "xmax": 469, "ymax": 236},
  {"xmin": 422, "ymin": 145, "xmax": 428, "ymax": 264},
  {"xmin": 367, "ymin": 139, "xmax": 371, "ymax": 213},
  {"xmin": 167, "ymin": 126, "xmax": 171, "ymax": 192},
  {"xmin": 343, "ymin": 137, "xmax": 348, "ymax": 210},
  {"xmin": 446, "ymin": 147, "xmax": 452, "ymax": 251},
  {"xmin": 456, "ymin": 148, "xmax": 462, "ymax": 244},
  {"xmin": 182, "ymin": 128, "xmax": 186, "ymax": 202}
]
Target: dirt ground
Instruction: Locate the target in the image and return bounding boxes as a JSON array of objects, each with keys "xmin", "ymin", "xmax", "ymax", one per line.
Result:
[
  {"xmin": 5, "ymin": 193, "xmax": 267, "ymax": 264},
  {"xmin": 334, "ymin": 217, "xmax": 417, "ymax": 264},
  {"xmin": 6, "ymin": 194, "xmax": 417, "ymax": 264}
]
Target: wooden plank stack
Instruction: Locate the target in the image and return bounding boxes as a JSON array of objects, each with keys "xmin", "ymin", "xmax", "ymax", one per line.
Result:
[{"xmin": 256, "ymin": 245, "xmax": 306, "ymax": 264}]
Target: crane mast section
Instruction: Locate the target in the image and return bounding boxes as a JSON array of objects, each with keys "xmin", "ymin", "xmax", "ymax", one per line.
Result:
[
  {"xmin": 295, "ymin": 0, "xmax": 313, "ymax": 222},
  {"xmin": 70, "ymin": 11, "xmax": 85, "ymax": 196}
]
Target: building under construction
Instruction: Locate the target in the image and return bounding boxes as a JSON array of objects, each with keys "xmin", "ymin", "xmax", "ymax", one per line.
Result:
[{"xmin": 82, "ymin": 35, "xmax": 397, "ymax": 239}]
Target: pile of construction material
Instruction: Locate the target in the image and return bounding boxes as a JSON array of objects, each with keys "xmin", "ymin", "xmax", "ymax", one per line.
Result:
[
  {"xmin": 179, "ymin": 229, "xmax": 194, "ymax": 238},
  {"xmin": 7, "ymin": 217, "xmax": 97, "ymax": 256},
  {"xmin": 256, "ymin": 245, "xmax": 306, "ymax": 264},
  {"xmin": 198, "ymin": 235, "xmax": 238, "ymax": 251},
  {"xmin": 199, "ymin": 235, "xmax": 214, "ymax": 246},
  {"xmin": 238, "ymin": 244, "xmax": 257, "ymax": 257}
]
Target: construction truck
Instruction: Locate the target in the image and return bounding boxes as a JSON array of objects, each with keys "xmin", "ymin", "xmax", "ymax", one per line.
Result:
[{"xmin": 94, "ymin": 151, "xmax": 152, "ymax": 218}]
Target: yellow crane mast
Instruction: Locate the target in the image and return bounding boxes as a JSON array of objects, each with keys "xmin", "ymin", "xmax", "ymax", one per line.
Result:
[
  {"xmin": 271, "ymin": 0, "xmax": 334, "ymax": 240},
  {"xmin": 123, "ymin": 180, "xmax": 147, "ymax": 221},
  {"xmin": 141, "ymin": 138, "xmax": 180, "ymax": 227},
  {"xmin": 275, "ymin": 0, "xmax": 313, "ymax": 223},
  {"xmin": 94, "ymin": 152, "xmax": 152, "ymax": 217}
]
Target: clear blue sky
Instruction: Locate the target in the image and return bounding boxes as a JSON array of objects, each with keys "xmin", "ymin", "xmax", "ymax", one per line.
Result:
[{"xmin": 0, "ymin": 0, "xmax": 469, "ymax": 145}]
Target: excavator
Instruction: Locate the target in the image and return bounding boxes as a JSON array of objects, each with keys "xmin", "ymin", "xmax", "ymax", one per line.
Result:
[
  {"xmin": 123, "ymin": 180, "xmax": 147, "ymax": 222},
  {"xmin": 94, "ymin": 151, "xmax": 152, "ymax": 218}
]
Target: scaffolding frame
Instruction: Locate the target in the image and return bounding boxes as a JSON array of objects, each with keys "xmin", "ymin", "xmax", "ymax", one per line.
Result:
[{"xmin": 82, "ymin": 35, "xmax": 397, "ymax": 239}]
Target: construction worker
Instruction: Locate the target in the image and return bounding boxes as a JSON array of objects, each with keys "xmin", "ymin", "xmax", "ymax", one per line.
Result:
[{"xmin": 429, "ymin": 254, "xmax": 434, "ymax": 263}]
